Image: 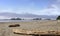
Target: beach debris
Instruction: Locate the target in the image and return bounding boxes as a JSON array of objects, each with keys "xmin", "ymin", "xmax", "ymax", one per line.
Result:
[
  {"xmin": 48, "ymin": 30, "xmax": 57, "ymax": 34},
  {"xmin": 12, "ymin": 29, "xmax": 47, "ymax": 35},
  {"xmin": 9, "ymin": 24, "xmax": 20, "ymax": 27},
  {"xmin": 12, "ymin": 29, "xmax": 60, "ymax": 36}
]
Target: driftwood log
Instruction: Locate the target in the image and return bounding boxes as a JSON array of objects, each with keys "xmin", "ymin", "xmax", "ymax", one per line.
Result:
[
  {"xmin": 12, "ymin": 29, "xmax": 60, "ymax": 36},
  {"xmin": 9, "ymin": 24, "xmax": 20, "ymax": 27}
]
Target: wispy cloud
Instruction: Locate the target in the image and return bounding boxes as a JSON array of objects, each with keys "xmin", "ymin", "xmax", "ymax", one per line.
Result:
[
  {"xmin": 0, "ymin": 0, "xmax": 60, "ymax": 15},
  {"xmin": 37, "ymin": 0, "xmax": 60, "ymax": 15}
]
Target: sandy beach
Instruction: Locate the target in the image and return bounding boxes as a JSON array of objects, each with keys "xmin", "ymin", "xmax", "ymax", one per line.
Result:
[{"xmin": 0, "ymin": 20, "xmax": 60, "ymax": 36}]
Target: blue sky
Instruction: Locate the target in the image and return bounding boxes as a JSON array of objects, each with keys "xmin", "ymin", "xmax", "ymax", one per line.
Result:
[{"xmin": 0, "ymin": 0, "xmax": 60, "ymax": 15}]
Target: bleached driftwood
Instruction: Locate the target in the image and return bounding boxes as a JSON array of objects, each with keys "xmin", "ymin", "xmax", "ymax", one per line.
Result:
[{"xmin": 12, "ymin": 29, "xmax": 48, "ymax": 35}]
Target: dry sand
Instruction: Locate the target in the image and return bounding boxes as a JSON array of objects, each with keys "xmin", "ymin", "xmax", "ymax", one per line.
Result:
[{"xmin": 0, "ymin": 20, "xmax": 60, "ymax": 36}]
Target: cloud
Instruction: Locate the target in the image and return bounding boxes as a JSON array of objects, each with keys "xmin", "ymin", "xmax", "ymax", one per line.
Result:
[
  {"xmin": 0, "ymin": 16, "xmax": 10, "ymax": 19},
  {"xmin": 39, "ymin": 5, "xmax": 58, "ymax": 15},
  {"xmin": 15, "ymin": 0, "xmax": 60, "ymax": 15},
  {"xmin": 0, "ymin": 8, "xmax": 13, "ymax": 12},
  {"xmin": 0, "ymin": 0, "xmax": 60, "ymax": 15},
  {"xmin": 37, "ymin": 0, "xmax": 60, "ymax": 15}
]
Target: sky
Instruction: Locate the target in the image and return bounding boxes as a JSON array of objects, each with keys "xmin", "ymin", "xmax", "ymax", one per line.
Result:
[{"xmin": 0, "ymin": 0, "xmax": 60, "ymax": 15}]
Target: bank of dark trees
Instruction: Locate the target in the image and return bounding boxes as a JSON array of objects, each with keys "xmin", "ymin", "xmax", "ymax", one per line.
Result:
[
  {"xmin": 33, "ymin": 16, "xmax": 60, "ymax": 20},
  {"xmin": 56, "ymin": 16, "xmax": 60, "ymax": 20},
  {"xmin": 33, "ymin": 18, "xmax": 42, "ymax": 20},
  {"xmin": 10, "ymin": 18, "xmax": 22, "ymax": 20}
]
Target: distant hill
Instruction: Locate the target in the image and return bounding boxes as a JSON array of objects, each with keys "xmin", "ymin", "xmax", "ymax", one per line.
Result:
[{"xmin": 0, "ymin": 12, "xmax": 58, "ymax": 20}]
